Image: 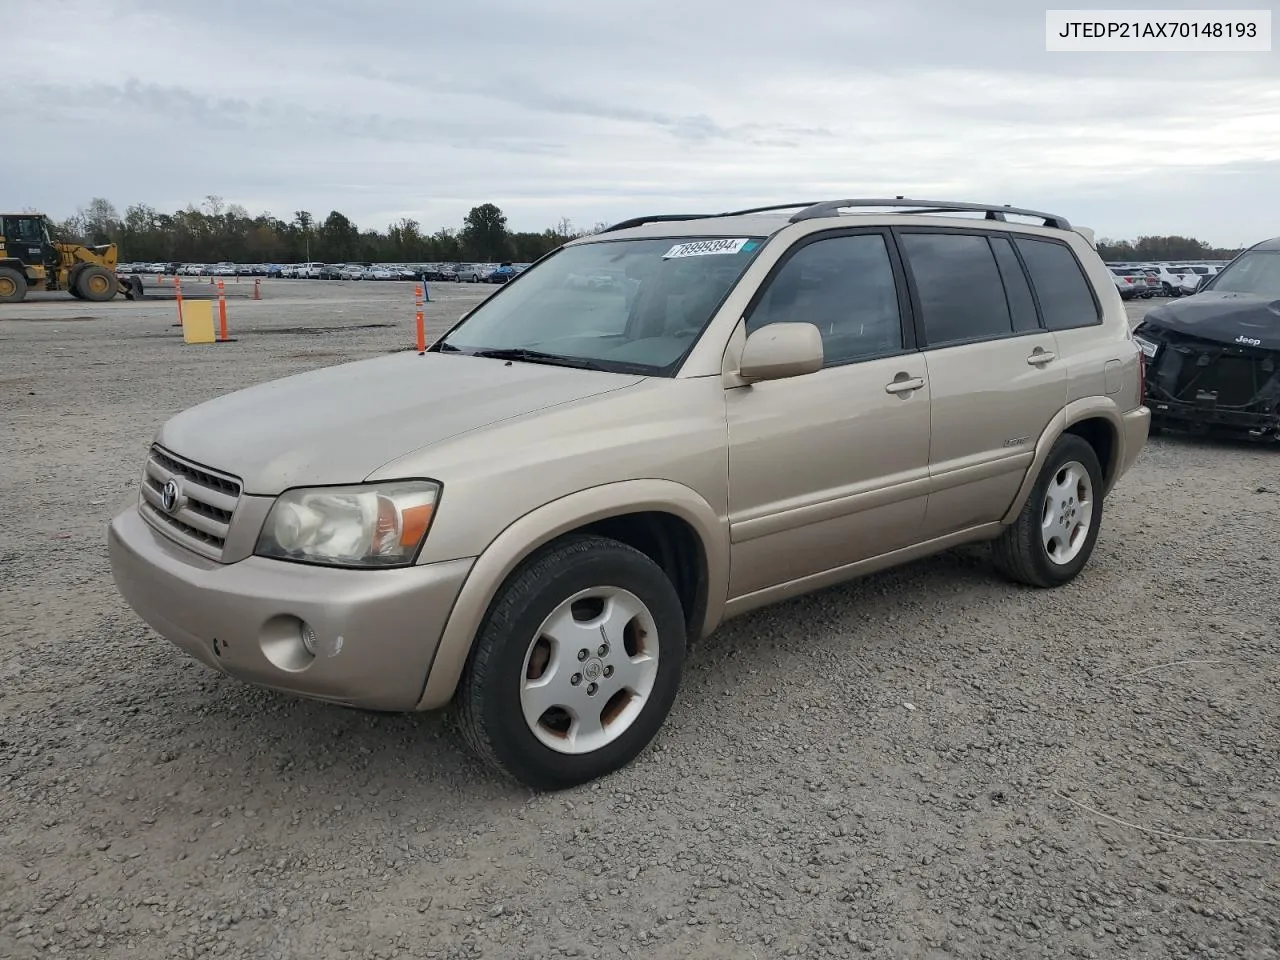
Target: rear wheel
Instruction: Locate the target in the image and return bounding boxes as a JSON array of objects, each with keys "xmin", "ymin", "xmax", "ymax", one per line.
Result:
[
  {"xmin": 0, "ymin": 266, "xmax": 27, "ymax": 303},
  {"xmin": 66, "ymin": 266, "xmax": 87, "ymax": 299},
  {"xmin": 457, "ymin": 535, "xmax": 687, "ymax": 790},
  {"xmin": 76, "ymin": 265, "xmax": 119, "ymax": 301},
  {"xmin": 991, "ymin": 434, "xmax": 1104, "ymax": 588}
]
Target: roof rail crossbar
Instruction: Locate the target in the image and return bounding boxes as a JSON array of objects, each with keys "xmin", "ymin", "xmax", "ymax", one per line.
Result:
[
  {"xmin": 788, "ymin": 198, "xmax": 1072, "ymax": 231},
  {"xmin": 598, "ymin": 213, "xmax": 714, "ymax": 234},
  {"xmin": 716, "ymin": 202, "xmax": 823, "ymax": 217}
]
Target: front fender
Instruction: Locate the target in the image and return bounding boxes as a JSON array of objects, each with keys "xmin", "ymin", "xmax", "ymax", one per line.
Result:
[
  {"xmin": 415, "ymin": 479, "xmax": 728, "ymax": 710},
  {"xmin": 1000, "ymin": 397, "xmax": 1134, "ymax": 525}
]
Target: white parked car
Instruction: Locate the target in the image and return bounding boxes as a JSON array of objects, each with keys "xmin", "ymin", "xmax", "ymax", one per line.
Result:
[
  {"xmin": 1176, "ymin": 264, "xmax": 1221, "ymax": 296},
  {"xmin": 297, "ymin": 262, "xmax": 326, "ymax": 279},
  {"xmin": 339, "ymin": 264, "xmax": 365, "ymax": 280},
  {"xmin": 1140, "ymin": 264, "xmax": 1196, "ymax": 296}
]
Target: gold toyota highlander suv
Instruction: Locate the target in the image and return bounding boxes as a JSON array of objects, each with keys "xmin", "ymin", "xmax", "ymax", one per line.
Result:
[{"xmin": 108, "ymin": 198, "xmax": 1151, "ymax": 790}]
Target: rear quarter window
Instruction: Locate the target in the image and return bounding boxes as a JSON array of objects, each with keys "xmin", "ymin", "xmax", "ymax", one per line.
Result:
[{"xmin": 1014, "ymin": 238, "xmax": 1102, "ymax": 331}]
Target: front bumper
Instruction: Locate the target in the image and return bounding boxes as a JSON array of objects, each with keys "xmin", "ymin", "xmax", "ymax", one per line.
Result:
[
  {"xmin": 1149, "ymin": 397, "xmax": 1280, "ymax": 440},
  {"xmin": 108, "ymin": 505, "xmax": 474, "ymax": 711}
]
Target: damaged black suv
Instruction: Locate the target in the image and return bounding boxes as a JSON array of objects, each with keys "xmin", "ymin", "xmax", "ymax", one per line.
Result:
[{"xmin": 1134, "ymin": 236, "xmax": 1280, "ymax": 442}]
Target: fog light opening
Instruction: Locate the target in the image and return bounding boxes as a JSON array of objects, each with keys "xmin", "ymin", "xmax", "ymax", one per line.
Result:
[{"xmin": 260, "ymin": 614, "xmax": 317, "ymax": 673}]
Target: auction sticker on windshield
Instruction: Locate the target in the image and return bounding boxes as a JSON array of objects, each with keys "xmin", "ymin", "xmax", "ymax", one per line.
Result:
[{"xmin": 662, "ymin": 238, "xmax": 751, "ymax": 259}]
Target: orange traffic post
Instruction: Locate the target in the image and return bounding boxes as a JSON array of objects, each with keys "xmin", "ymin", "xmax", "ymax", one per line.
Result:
[
  {"xmin": 215, "ymin": 279, "xmax": 235, "ymax": 342},
  {"xmin": 172, "ymin": 276, "xmax": 185, "ymax": 327},
  {"xmin": 415, "ymin": 285, "xmax": 426, "ymax": 354},
  {"xmin": 253, "ymin": 278, "xmax": 262, "ymax": 300}
]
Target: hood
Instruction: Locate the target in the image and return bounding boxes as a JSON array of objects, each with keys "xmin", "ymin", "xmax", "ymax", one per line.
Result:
[
  {"xmin": 1140, "ymin": 291, "xmax": 1280, "ymax": 350},
  {"xmin": 156, "ymin": 351, "xmax": 644, "ymax": 494}
]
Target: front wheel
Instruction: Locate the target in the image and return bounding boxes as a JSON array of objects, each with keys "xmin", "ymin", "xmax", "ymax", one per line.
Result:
[
  {"xmin": 456, "ymin": 535, "xmax": 687, "ymax": 790},
  {"xmin": 991, "ymin": 434, "xmax": 1104, "ymax": 588},
  {"xmin": 76, "ymin": 264, "xmax": 119, "ymax": 301},
  {"xmin": 0, "ymin": 265, "xmax": 27, "ymax": 303}
]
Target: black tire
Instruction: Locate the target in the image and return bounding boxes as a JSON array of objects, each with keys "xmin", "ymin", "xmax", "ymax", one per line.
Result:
[
  {"xmin": 991, "ymin": 433, "xmax": 1105, "ymax": 589},
  {"xmin": 456, "ymin": 534, "xmax": 687, "ymax": 791},
  {"xmin": 76, "ymin": 264, "xmax": 119, "ymax": 302},
  {"xmin": 0, "ymin": 265, "xmax": 27, "ymax": 303}
]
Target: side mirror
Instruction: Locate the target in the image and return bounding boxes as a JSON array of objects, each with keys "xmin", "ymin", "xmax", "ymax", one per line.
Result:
[{"xmin": 738, "ymin": 322, "xmax": 824, "ymax": 382}]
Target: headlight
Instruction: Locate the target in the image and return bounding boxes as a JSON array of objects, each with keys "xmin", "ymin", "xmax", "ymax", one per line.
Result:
[
  {"xmin": 255, "ymin": 480, "xmax": 440, "ymax": 568},
  {"xmin": 1133, "ymin": 334, "xmax": 1159, "ymax": 359}
]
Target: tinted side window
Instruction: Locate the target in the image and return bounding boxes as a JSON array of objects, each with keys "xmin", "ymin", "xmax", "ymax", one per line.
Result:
[
  {"xmin": 1014, "ymin": 238, "xmax": 1101, "ymax": 331},
  {"xmin": 989, "ymin": 237, "xmax": 1040, "ymax": 332},
  {"xmin": 898, "ymin": 233, "xmax": 1012, "ymax": 346},
  {"xmin": 746, "ymin": 234, "xmax": 904, "ymax": 365}
]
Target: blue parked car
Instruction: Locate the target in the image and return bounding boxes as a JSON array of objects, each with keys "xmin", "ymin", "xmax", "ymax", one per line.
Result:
[{"xmin": 488, "ymin": 262, "xmax": 516, "ymax": 283}]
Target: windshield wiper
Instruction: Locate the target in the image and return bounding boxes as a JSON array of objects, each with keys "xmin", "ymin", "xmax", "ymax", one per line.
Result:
[{"xmin": 465, "ymin": 347, "xmax": 607, "ymax": 370}]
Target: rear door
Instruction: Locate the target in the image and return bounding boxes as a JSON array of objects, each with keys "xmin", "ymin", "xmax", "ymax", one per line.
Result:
[
  {"xmin": 1010, "ymin": 235, "xmax": 1109, "ymax": 404},
  {"xmin": 894, "ymin": 228, "xmax": 1067, "ymax": 539}
]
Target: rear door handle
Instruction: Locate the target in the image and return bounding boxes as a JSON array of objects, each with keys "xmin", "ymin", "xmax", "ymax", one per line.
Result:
[
  {"xmin": 885, "ymin": 376, "xmax": 925, "ymax": 395},
  {"xmin": 1027, "ymin": 350, "xmax": 1056, "ymax": 366}
]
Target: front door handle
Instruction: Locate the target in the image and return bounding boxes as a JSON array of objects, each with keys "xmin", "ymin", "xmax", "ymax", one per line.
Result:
[
  {"xmin": 885, "ymin": 376, "xmax": 925, "ymax": 395},
  {"xmin": 1027, "ymin": 350, "xmax": 1057, "ymax": 366}
]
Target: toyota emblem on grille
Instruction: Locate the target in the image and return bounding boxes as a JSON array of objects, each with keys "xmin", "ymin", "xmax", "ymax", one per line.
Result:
[{"xmin": 161, "ymin": 478, "xmax": 182, "ymax": 514}]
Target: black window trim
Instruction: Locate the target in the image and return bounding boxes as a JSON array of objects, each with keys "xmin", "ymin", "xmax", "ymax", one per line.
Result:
[
  {"xmin": 891, "ymin": 225, "xmax": 1104, "ymax": 348},
  {"xmin": 891, "ymin": 225, "xmax": 1037, "ymax": 350},
  {"xmin": 739, "ymin": 226, "xmax": 920, "ymax": 371},
  {"xmin": 987, "ymin": 233, "xmax": 1044, "ymax": 335},
  {"xmin": 1009, "ymin": 233, "xmax": 1104, "ymax": 332}
]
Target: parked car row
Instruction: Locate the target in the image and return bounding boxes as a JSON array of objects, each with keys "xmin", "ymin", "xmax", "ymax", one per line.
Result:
[
  {"xmin": 1106, "ymin": 261, "xmax": 1227, "ymax": 300},
  {"xmin": 115, "ymin": 260, "xmax": 535, "ymax": 282},
  {"xmin": 118, "ymin": 262, "xmax": 274, "ymax": 276}
]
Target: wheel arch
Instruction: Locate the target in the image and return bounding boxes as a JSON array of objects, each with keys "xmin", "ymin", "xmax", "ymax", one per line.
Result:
[
  {"xmin": 1001, "ymin": 399, "xmax": 1126, "ymax": 525},
  {"xmin": 415, "ymin": 479, "xmax": 728, "ymax": 710}
]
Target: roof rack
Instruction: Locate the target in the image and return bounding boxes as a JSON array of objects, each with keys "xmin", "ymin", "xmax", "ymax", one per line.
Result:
[
  {"xmin": 716, "ymin": 202, "xmax": 822, "ymax": 217},
  {"xmin": 788, "ymin": 198, "xmax": 1072, "ymax": 231},
  {"xmin": 597, "ymin": 213, "xmax": 714, "ymax": 234},
  {"xmin": 599, "ymin": 198, "xmax": 1073, "ymax": 235},
  {"xmin": 599, "ymin": 203, "xmax": 820, "ymax": 234}
]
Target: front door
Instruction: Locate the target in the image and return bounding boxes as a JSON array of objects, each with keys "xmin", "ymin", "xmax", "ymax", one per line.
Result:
[
  {"xmin": 893, "ymin": 229, "xmax": 1068, "ymax": 538},
  {"xmin": 725, "ymin": 229, "xmax": 931, "ymax": 599}
]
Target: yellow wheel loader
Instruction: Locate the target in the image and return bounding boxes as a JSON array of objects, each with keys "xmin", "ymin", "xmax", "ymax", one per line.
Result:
[{"xmin": 0, "ymin": 213, "xmax": 143, "ymax": 304}]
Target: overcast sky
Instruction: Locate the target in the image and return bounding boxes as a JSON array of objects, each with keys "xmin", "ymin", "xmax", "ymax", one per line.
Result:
[{"xmin": 5, "ymin": 0, "xmax": 1277, "ymax": 246}]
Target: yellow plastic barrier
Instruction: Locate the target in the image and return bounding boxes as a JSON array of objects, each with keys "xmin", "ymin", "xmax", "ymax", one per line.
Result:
[{"xmin": 182, "ymin": 299, "xmax": 216, "ymax": 344}]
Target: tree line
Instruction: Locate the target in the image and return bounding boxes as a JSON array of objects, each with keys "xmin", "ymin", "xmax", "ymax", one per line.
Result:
[
  {"xmin": 52, "ymin": 196, "xmax": 609, "ymax": 265},
  {"xmin": 1094, "ymin": 234, "xmax": 1243, "ymax": 262},
  {"xmin": 49, "ymin": 196, "xmax": 1242, "ymax": 266}
]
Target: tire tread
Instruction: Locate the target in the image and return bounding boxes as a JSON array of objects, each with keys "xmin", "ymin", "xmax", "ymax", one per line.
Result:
[
  {"xmin": 991, "ymin": 434, "xmax": 1103, "ymax": 589},
  {"xmin": 455, "ymin": 534, "xmax": 677, "ymax": 788}
]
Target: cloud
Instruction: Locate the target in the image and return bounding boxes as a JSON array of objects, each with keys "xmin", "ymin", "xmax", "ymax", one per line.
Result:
[{"xmin": 2, "ymin": 0, "xmax": 1275, "ymax": 245}]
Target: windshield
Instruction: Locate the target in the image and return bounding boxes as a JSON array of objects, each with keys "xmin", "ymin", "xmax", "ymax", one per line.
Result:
[
  {"xmin": 1208, "ymin": 252, "xmax": 1280, "ymax": 298},
  {"xmin": 437, "ymin": 235, "xmax": 766, "ymax": 374}
]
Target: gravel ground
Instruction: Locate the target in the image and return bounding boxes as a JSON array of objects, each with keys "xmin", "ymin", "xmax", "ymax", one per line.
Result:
[{"xmin": 2, "ymin": 282, "xmax": 1278, "ymax": 960}]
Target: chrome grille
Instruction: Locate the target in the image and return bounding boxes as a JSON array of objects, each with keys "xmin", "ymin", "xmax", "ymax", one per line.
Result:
[{"xmin": 139, "ymin": 446, "xmax": 243, "ymax": 560}]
